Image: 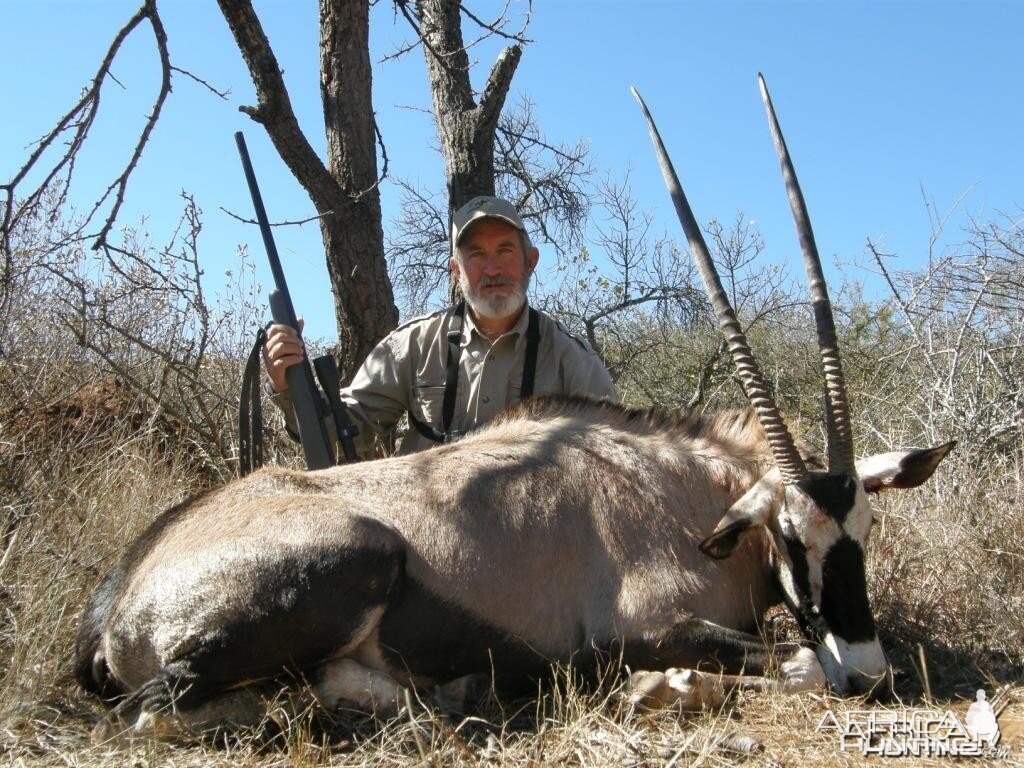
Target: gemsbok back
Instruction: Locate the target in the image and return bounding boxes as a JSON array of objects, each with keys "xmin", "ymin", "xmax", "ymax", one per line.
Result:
[{"xmin": 74, "ymin": 75, "xmax": 954, "ymax": 737}]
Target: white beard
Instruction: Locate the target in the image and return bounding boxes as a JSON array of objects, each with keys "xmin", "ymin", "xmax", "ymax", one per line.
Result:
[{"xmin": 460, "ymin": 273, "xmax": 529, "ymax": 320}]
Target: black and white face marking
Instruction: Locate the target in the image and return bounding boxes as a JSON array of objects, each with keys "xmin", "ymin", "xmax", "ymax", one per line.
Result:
[{"xmin": 772, "ymin": 473, "xmax": 888, "ymax": 695}]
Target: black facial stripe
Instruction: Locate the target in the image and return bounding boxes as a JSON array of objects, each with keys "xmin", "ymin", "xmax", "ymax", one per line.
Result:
[
  {"xmin": 798, "ymin": 472, "xmax": 858, "ymax": 525},
  {"xmin": 784, "ymin": 535, "xmax": 811, "ymax": 600},
  {"xmin": 780, "ymin": 535, "xmax": 829, "ymax": 644},
  {"xmin": 820, "ymin": 535, "xmax": 877, "ymax": 643}
]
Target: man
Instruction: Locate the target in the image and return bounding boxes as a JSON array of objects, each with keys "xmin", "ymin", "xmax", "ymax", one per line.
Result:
[{"xmin": 264, "ymin": 196, "xmax": 616, "ymax": 457}]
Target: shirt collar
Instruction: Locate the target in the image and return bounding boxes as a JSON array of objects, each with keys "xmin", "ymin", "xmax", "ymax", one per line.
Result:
[{"xmin": 462, "ymin": 300, "xmax": 530, "ymax": 347}]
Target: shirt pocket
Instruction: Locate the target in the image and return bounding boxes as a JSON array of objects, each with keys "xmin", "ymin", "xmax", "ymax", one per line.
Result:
[
  {"xmin": 509, "ymin": 368, "xmax": 556, "ymax": 403},
  {"xmin": 412, "ymin": 384, "xmax": 447, "ymax": 428}
]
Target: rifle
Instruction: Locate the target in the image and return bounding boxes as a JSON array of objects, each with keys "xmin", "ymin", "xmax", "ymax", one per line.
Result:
[{"xmin": 235, "ymin": 131, "xmax": 360, "ymax": 470}]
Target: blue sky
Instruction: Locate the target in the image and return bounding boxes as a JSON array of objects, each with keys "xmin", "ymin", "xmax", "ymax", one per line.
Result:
[{"xmin": 3, "ymin": 0, "xmax": 1021, "ymax": 337}]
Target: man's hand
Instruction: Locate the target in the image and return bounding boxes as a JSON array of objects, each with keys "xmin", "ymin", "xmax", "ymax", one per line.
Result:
[{"xmin": 262, "ymin": 318, "xmax": 305, "ymax": 393}]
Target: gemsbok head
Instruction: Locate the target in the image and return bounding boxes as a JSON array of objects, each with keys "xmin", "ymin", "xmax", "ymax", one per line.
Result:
[{"xmin": 632, "ymin": 75, "xmax": 952, "ymax": 695}]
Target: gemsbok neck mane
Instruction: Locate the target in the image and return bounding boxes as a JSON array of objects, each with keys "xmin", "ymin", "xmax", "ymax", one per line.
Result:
[
  {"xmin": 490, "ymin": 394, "xmax": 819, "ymax": 468},
  {"xmin": 500, "ymin": 392, "xmax": 733, "ymax": 437}
]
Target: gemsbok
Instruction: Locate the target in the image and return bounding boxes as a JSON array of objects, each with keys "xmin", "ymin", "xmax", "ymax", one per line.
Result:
[{"xmin": 74, "ymin": 75, "xmax": 954, "ymax": 737}]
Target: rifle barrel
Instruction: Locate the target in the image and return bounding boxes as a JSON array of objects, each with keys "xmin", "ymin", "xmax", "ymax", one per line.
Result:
[
  {"xmin": 234, "ymin": 131, "xmax": 298, "ymax": 328},
  {"xmin": 235, "ymin": 131, "xmax": 334, "ymax": 471}
]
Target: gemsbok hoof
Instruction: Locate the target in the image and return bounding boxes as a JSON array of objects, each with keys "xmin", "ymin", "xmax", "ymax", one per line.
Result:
[
  {"xmin": 627, "ymin": 668, "xmax": 725, "ymax": 710},
  {"xmin": 778, "ymin": 647, "xmax": 828, "ymax": 693}
]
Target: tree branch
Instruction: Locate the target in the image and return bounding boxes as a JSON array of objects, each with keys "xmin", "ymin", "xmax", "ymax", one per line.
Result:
[
  {"xmin": 475, "ymin": 44, "xmax": 521, "ymax": 136},
  {"xmin": 1, "ymin": 0, "xmax": 167, "ymax": 308},
  {"xmin": 170, "ymin": 65, "xmax": 231, "ymax": 99},
  {"xmin": 459, "ymin": 0, "xmax": 532, "ymax": 44},
  {"xmin": 217, "ymin": 0, "xmax": 338, "ymax": 212},
  {"xmin": 220, "ymin": 206, "xmax": 335, "ymax": 228},
  {"xmin": 91, "ymin": 3, "xmax": 172, "ymax": 249}
]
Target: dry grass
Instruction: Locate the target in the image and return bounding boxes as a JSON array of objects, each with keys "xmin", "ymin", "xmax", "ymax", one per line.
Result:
[{"xmin": 2, "ymin": 396, "xmax": 1023, "ymax": 768}]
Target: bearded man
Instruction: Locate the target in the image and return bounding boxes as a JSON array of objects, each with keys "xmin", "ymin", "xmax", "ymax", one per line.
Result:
[{"xmin": 263, "ymin": 196, "xmax": 616, "ymax": 457}]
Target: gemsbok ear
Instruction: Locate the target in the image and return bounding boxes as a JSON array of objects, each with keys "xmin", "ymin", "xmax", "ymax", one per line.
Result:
[
  {"xmin": 699, "ymin": 473, "xmax": 782, "ymax": 560},
  {"xmin": 856, "ymin": 441, "xmax": 957, "ymax": 494}
]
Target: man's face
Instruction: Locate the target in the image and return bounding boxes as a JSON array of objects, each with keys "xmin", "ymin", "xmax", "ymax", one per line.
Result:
[{"xmin": 450, "ymin": 218, "xmax": 539, "ymax": 321}]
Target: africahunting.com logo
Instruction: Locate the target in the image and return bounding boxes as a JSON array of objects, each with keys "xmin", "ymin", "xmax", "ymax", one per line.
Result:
[{"xmin": 816, "ymin": 685, "xmax": 1012, "ymax": 758}]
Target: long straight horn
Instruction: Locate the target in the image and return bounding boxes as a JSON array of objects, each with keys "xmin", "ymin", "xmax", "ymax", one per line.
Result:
[
  {"xmin": 757, "ymin": 74, "xmax": 854, "ymax": 474},
  {"xmin": 631, "ymin": 86, "xmax": 807, "ymax": 485}
]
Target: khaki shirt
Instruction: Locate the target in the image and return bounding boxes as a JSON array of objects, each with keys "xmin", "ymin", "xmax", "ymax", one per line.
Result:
[{"xmin": 271, "ymin": 303, "xmax": 617, "ymax": 457}]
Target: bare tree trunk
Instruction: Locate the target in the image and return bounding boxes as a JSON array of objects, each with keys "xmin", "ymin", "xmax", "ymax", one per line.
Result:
[
  {"xmin": 416, "ymin": 0, "xmax": 522, "ymax": 217},
  {"xmin": 218, "ymin": 0, "xmax": 398, "ymax": 379},
  {"xmin": 319, "ymin": 0, "xmax": 398, "ymax": 374}
]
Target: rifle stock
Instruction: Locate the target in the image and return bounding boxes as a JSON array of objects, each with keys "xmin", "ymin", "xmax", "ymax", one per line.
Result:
[{"xmin": 236, "ymin": 132, "xmax": 334, "ymax": 470}]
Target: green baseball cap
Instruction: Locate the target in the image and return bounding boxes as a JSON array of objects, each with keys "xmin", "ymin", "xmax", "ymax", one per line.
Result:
[{"xmin": 451, "ymin": 196, "xmax": 527, "ymax": 253}]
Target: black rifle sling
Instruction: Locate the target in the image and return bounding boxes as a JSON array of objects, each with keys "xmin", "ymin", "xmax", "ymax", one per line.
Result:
[
  {"xmin": 239, "ymin": 326, "xmax": 268, "ymax": 477},
  {"xmin": 409, "ymin": 303, "xmax": 539, "ymax": 444}
]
